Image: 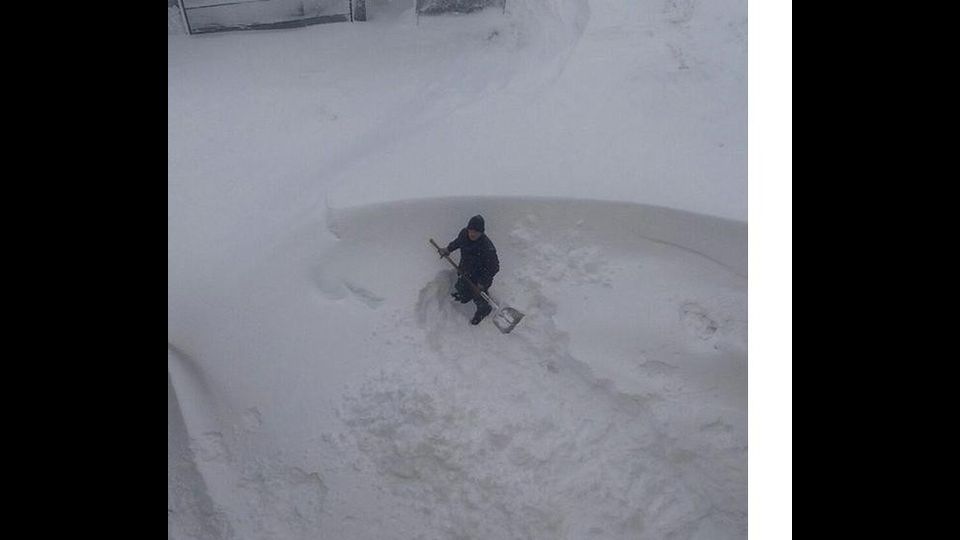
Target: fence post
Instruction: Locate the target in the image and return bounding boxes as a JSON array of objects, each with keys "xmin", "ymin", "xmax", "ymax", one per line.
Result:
[{"xmin": 178, "ymin": 0, "xmax": 193, "ymax": 35}]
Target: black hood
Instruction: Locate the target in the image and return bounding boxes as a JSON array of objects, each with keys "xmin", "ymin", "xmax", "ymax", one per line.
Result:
[{"xmin": 467, "ymin": 215, "xmax": 485, "ymax": 233}]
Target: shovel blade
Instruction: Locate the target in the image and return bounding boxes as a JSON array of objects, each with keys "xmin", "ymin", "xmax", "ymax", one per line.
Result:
[{"xmin": 492, "ymin": 306, "xmax": 525, "ymax": 334}]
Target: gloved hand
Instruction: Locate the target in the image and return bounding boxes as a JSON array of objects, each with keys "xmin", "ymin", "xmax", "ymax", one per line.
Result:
[{"xmin": 438, "ymin": 247, "xmax": 450, "ymax": 257}]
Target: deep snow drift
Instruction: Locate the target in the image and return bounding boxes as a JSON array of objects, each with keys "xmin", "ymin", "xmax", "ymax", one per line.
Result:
[{"xmin": 169, "ymin": 1, "xmax": 747, "ymax": 538}]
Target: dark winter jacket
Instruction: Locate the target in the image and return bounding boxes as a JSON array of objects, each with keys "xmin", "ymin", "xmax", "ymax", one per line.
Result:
[{"xmin": 446, "ymin": 228, "xmax": 499, "ymax": 288}]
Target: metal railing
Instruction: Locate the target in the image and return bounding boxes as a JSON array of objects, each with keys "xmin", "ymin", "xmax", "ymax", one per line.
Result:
[{"xmin": 178, "ymin": 0, "xmax": 363, "ymax": 35}]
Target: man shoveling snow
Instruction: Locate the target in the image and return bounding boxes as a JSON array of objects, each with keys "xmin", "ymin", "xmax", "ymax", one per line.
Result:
[{"xmin": 437, "ymin": 215, "xmax": 500, "ymax": 325}]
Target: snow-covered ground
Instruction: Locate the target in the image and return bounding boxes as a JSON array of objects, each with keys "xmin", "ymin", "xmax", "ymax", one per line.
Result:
[{"xmin": 168, "ymin": 1, "xmax": 748, "ymax": 538}]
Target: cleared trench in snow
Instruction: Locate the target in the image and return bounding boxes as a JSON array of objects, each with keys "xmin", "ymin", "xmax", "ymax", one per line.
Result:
[
  {"xmin": 169, "ymin": 196, "xmax": 746, "ymax": 539},
  {"xmin": 324, "ymin": 196, "xmax": 746, "ymax": 539}
]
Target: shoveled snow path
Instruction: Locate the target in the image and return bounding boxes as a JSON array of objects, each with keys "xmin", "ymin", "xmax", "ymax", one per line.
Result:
[{"xmin": 315, "ymin": 198, "xmax": 745, "ymax": 538}]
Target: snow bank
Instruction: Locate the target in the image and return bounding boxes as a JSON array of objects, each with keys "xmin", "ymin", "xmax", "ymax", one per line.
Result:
[{"xmin": 327, "ymin": 0, "xmax": 745, "ymax": 221}]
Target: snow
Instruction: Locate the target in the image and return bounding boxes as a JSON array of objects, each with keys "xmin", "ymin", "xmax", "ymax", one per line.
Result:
[{"xmin": 169, "ymin": 1, "xmax": 748, "ymax": 538}]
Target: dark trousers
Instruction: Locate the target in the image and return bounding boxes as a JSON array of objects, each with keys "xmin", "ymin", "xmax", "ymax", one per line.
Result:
[{"xmin": 455, "ymin": 275, "xmax": 490, "ymax": 308}]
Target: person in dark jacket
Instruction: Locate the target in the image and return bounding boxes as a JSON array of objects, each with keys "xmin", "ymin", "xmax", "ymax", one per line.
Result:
[{"xmin": 438, "ymin": 215, "xmax": 500, "ymax": 325}]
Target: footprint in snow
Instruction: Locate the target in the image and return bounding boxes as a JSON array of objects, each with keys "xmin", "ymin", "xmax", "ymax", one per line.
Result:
[{"xmin": 680, "ymin": 302, "xmax": 718, "ymax": 340}]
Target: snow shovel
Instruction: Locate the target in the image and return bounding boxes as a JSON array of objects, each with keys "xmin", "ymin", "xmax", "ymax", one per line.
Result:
[{"xmin": 429, "ymin": 238, "xmax": 525, "ymax": 334}]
